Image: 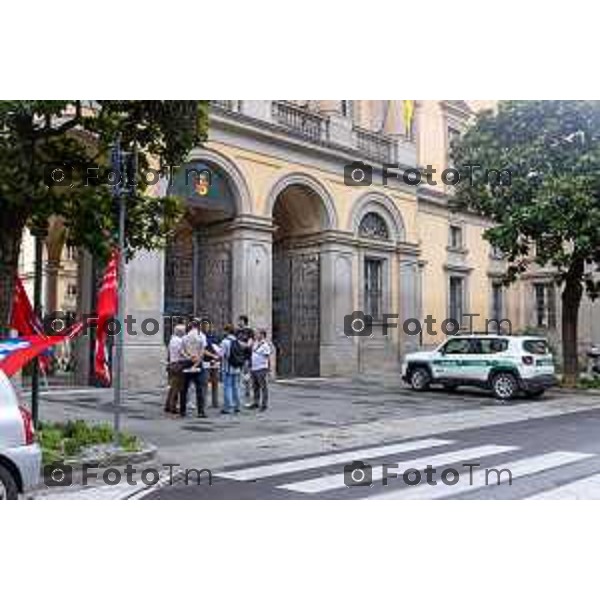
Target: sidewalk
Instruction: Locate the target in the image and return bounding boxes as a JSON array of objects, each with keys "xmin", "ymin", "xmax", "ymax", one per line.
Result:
[
  {"xmin": 26, "ymin": 379, "xmax": 600, "ymax": 499},
  {"xmin": 28, "ymin": 376, "xmax": 488, "ymax": 451},
  {"xmin": 26, "ymin": 378, "xmax": 600, "ymax": 467}
]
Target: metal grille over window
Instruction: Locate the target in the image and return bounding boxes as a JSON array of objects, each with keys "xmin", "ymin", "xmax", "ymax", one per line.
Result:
[
  {"xmin": 359, "ymin": 212, "xmax": 389, "ymax": 240},
  {"xmin": 364, "ymin": 258, "xmax": 383, "ymax": 320}
]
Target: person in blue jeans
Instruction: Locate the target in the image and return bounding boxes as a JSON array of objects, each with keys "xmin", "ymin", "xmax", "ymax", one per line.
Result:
[{"xmin": 219, "ymin": 324, "xmax": 245, "ymax": 414}]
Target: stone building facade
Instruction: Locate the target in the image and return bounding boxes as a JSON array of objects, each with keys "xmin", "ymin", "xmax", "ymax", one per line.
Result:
[
  {"xmin": 19, "ymin": 100, "xmax": 600, "ymax": 388},
  {"xmin": 119, "ymin": 100, "xmax": 513, "ymax": 388}
]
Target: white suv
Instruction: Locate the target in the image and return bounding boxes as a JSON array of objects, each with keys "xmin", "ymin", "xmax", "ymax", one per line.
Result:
[
  {"xmin": 401, "ymin": 335, "xmax": 556, "ymax": 400},
  {"xmin": 0, "ymin": 370, "xmax": 41, "ymax": 499}
]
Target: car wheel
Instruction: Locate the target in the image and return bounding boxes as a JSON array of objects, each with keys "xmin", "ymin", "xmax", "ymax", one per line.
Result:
[
  {"xmin": 491, "ymin": 372, "xmax": 518, "ymax": 401},
  {"xmin": 0, "ymin": 464, "xmax": 19, "ymax": 500},
  {"xmin": 410, "ymin": 367, "xmax": 431, "ymax": 391}
]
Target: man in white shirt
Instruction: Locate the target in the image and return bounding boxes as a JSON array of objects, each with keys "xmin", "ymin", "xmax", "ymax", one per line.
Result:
[
  {"xmin": 164, "ymin": 324, "xmax": 186, "ymax": 414},
  {"xmin": 181, "ymin": 319, "xmax": 208, "ymax": 418},
  {"xmin": 249, "ymin": 328, "xmax": 272, "ymax": 411}
]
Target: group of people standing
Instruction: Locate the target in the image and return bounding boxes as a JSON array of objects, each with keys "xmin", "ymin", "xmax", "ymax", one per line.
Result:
[{"xmin": 164, "ymin": 315, "xmax": 273, "ymax": 417}]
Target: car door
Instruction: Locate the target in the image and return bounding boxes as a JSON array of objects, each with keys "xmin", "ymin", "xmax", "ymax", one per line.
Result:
[
  {"xmin": 432, "ymin": 338, "xmax": 474, "ymax": 381},
  {"xmin": 475, "ymin": 337, "xmax": 510, "ymax": 382},
  {"xmin": 0, "ymin": 370, "xmax": 23, "ymax": 449}
]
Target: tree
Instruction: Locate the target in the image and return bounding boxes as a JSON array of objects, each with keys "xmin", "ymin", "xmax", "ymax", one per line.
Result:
[
  {"xmin": 0, "ymin": 100, "xmax": 209, "ymax": 332},
  {"xmin": 451, "ymin": 100, "xmax": 600, "ymax": 385}
]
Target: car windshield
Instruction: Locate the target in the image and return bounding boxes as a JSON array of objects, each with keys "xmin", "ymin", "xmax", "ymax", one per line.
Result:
[{"xmin": 523, "ymin": 339, "xmax": 549, "ymax": 355}]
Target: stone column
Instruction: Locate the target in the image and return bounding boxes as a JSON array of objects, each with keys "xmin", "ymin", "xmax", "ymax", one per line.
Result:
[
  {"xmin": 230, "ymin": 216, "xmax": 273, "ymax": 330},
  {"xmin": 119, "ymin": 174, "xmax": 169, "ymax": 390},
  {"xmin": 45, "ymin": 258, "xmax": 61, "ymax": 315},
  {"xmin": 74, "ymin": 249, "xmax": 94, "ymax": 386},
  {"xmin": 122, "ymin": 249, "xmax": 167, "ymax": 390},
  {"xmin": 399, "ymin": 255, "xmax": 423, "ymax": 356},
  {"xmin": 319, "ymin": 237, "xmax": 357, "ymax": 376},
  {"xmin": 44, "ymin": 216, "xmax": 67, "ymax": 313}
]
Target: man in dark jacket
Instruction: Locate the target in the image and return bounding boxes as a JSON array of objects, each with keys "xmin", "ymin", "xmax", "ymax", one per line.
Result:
[
  {"xmin": 201, "ymin": 319, "xmax": 221, "ymax": 409},
  {"xmin": 235, "ymin": 315, "xmax": 254, "ymax": 406}
]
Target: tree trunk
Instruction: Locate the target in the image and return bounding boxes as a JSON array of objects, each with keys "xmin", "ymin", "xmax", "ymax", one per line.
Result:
[
  {"xmin": 561, "ymin": 259, "xmax": 585, "ymax": 386},
  {"xmin": 0, "ymin": 210, "xmax": 27, "ymax": 336}
]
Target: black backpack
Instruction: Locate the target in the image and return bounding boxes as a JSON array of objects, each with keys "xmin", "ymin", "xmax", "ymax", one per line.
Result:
[{"xmin": 228, "ymin": 338, "xmax": 246, "ymax": 368}]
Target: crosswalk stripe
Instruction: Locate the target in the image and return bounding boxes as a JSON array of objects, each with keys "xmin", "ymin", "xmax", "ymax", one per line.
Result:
[
  {"xmin": 369, "ymin": 451, "xmax": 593, "ymax": 500},
  {"xmin": 526, "ymin": 473, "xmax": 600, "ymax": 500},
  {"xmin": 217, "ymin": 438, "xmax": 455, "ymax": 481},
  {"xmin": 278, "ymin": 444, "xmax": 517, "ymax": 494}
]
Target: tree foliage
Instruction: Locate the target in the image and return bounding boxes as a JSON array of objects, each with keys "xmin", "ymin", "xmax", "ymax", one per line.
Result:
[
  {"xmin": 0, "ymin": 100, "xmax": 208, "ymax": 258},
  {"xmin": 0, "ymin": 100, "xmax": 209, "ymax": 329},
  {"xmin": 452, "ymin": 100, "xmax": 600, "ymax": 291},
  {"xmin": 451, "ymin": 100, "xmax": 600, "ymax": 381}
]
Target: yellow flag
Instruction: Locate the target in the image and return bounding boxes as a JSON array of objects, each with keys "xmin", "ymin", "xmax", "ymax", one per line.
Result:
[{"xmin": 403, "ymin": 100, "xmax": 415, "ymax": 137}]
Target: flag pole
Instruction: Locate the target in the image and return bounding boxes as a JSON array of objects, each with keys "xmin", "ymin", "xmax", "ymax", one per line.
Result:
[
  {"xmin": 112, "ymin": 136, "xmax": 126, "ymax": 443},
  {"xmin": 30, "ymin": 226, "xmax": 44, "ymax": 427}
]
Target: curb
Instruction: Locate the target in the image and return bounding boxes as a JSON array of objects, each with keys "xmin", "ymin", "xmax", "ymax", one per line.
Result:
[
  {"xmin": 27, "ymin": 462, "xmax": 179, "ymax": 501},
  {"xmin": 26, "ymin": 444, "xmax": 158, "ymax": 498},
  {"xmin": 553, "ymin": 387, "xmax": 600, "ymax": 396},
  {"xmin": 60, "ymin": 444, "xmax": 158, "ymax": 469}
]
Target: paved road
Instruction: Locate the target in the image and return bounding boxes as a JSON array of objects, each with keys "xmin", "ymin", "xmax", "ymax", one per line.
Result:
[
  {"xmin": 142, "ymin": 404, "xmax": 600, "ymax": 500},
  {"xmin": 27, "ymin": 378, "xmax": 600, "ymax": 500}
]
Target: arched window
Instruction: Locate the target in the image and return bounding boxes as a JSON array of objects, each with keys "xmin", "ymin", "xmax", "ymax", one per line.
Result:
[{"xmin": 358, "ymin": 212, "xmax": 389, "ymax": 240}]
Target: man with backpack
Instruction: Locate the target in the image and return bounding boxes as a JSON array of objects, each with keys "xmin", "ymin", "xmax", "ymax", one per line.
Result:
[
  {"xmin": 219, "ymin": 323, "xmax": 247, "ymax": 414},
  {"xmin": 235, "ymin": 315, "xmax": 255, "ymax": 406}
]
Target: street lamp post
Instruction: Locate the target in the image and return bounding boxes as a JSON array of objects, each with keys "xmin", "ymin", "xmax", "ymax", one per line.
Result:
[
  {"xmin": 111, "ymin": 138, "xmax": 124, "ymax": 442},
  {"xmin": 30, "ymin": 224, "xmax": 45, "ymax": 427},
  {"xmin": 111, "ymin": 137, "xmax": 136, "ymax": 444}
]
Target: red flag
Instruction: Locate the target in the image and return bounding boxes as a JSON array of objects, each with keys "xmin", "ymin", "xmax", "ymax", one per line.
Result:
[
  {"xmin": 0, "ymin": 335, "xmax": 74, "ymax": 377},
  {"xmin": 10, "ymin": 276, "xmax": 50, "ymax": 372},
  {"xmin": 94, "ymin": 249, "xmax": 119, "ymax": 385},
  {"xmin": 10, "ymin": 277, "xmax": 45, "ymax": 337}
]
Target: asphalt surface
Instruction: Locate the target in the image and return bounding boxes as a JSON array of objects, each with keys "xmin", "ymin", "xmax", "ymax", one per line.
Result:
[
  {"xmin": 27, "ymin": 377, "xmax": 600, "ymax": 500},
  {"xmin": 142, "ymin": 401, "xmax": 600, "ymax": 500}
]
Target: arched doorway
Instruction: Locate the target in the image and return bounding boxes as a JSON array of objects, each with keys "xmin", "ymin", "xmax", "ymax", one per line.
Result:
[
  {"xmin": 164, "ymin": 161, "xmax": 238, "ymax": 332},
  {"xmin": 272, "ymin": 182, "xmax": 330, "ymax": 377}
]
